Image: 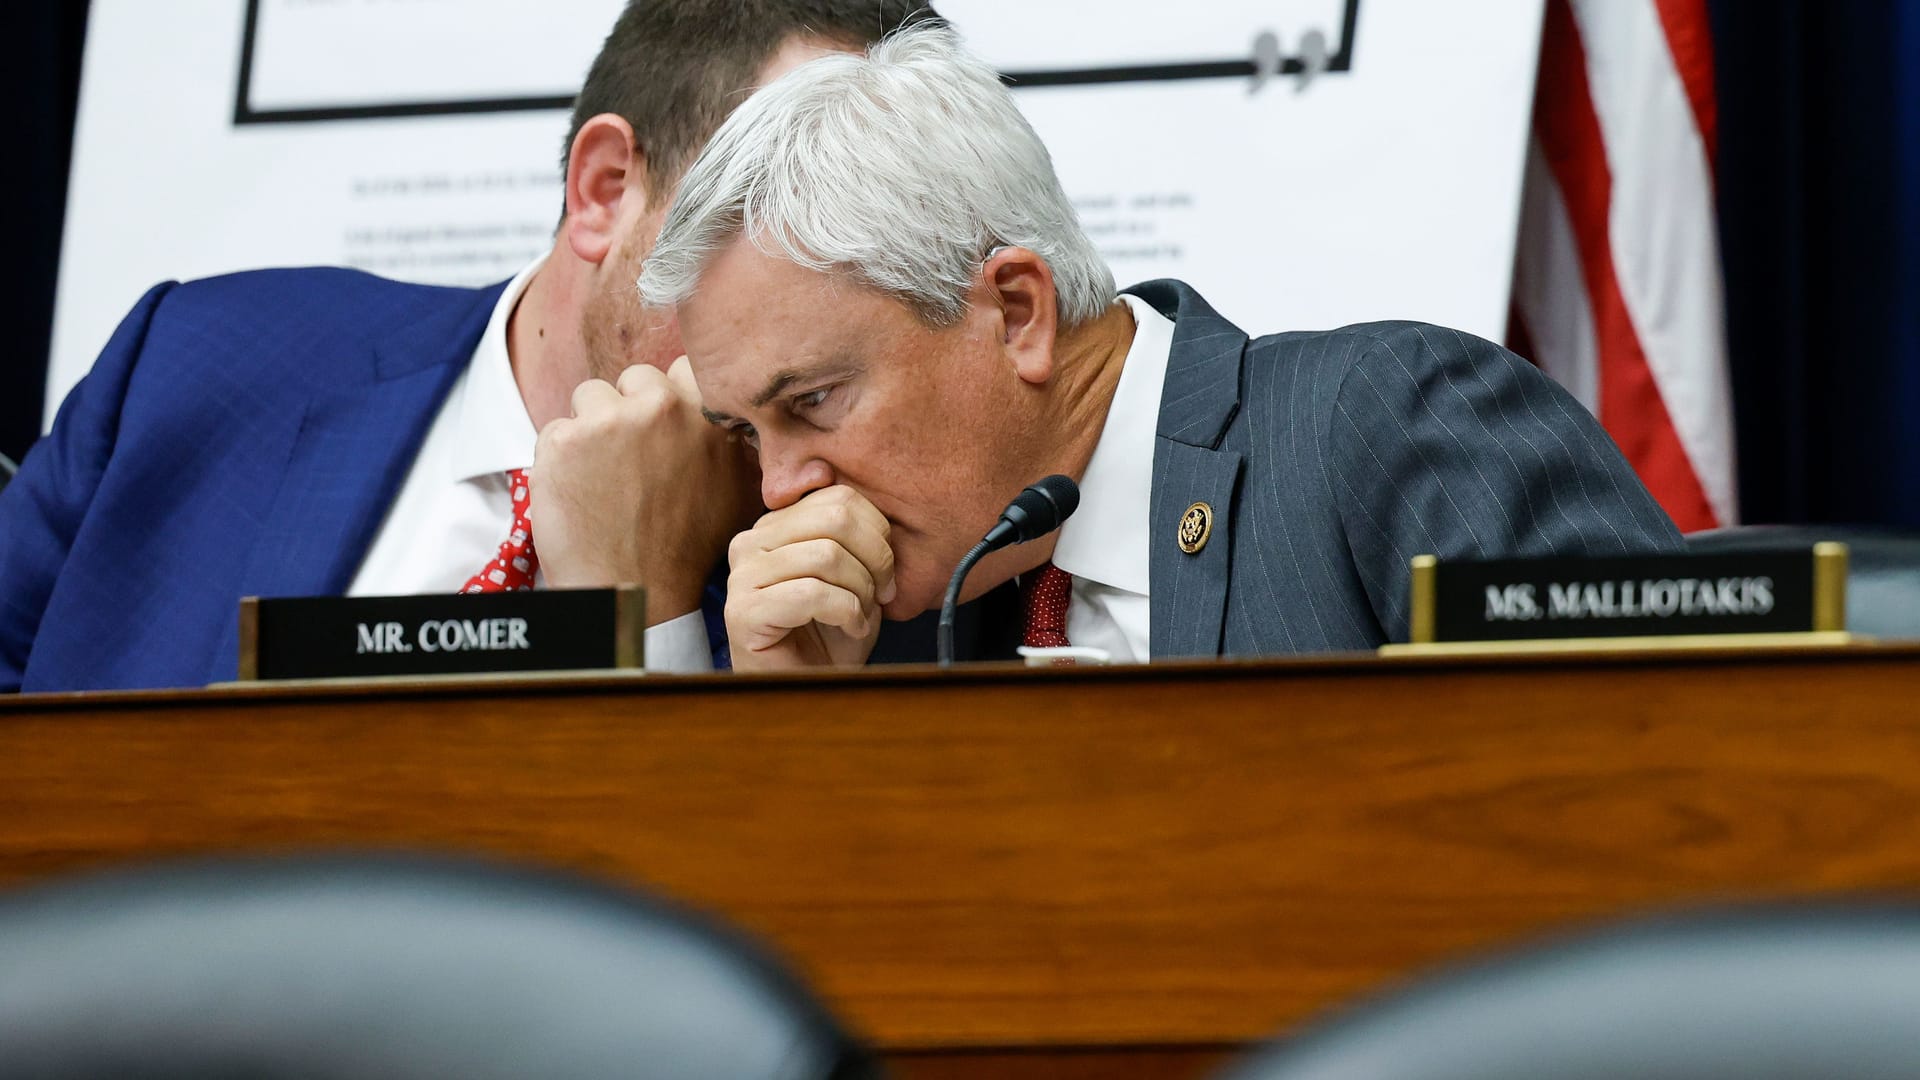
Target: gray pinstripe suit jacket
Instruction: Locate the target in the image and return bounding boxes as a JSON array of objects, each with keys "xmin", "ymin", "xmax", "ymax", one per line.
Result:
[{"xmin": 1130, "ymin": 279, "xmax": 1684, "ymax": 658}]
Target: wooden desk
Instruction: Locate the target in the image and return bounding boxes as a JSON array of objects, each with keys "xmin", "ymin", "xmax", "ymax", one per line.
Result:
[{"xmin": 5, "ymin": 645, "xmax": 1920, "ymax": 1077}]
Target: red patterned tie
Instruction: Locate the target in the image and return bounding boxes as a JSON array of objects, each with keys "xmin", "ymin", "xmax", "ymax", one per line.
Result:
[
  {"xmin": 463, "ymin": 468, "xmax": 539, "ymax": 593},
  {"xmin": 1020, "ymin": 562, "xmax": 1073, "ymax": 648}
]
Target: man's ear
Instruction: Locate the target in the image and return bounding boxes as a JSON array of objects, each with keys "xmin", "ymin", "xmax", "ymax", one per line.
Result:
[
  {"xmin": 982, "ymin": 246, "xmax": 1059, "ymax": 386},
  {"xmin": 562, "ymin": 113, "xmax": 648, "ymax": 267}
]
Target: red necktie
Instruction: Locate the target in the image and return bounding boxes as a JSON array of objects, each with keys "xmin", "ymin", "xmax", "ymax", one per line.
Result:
[
  {"xmin": 463, "ymin": 468, "xmax": 539, "ymax": 593},
  {"xmin": 1020, "ymin": 562, "xmax": 1073, "ymax": 648}
]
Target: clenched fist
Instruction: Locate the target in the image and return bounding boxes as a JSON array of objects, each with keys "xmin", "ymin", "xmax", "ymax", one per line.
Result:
[
  {"xmin": 530, "ymin": 357, "xmax": 760, "ymax": 623},
  {"xmin": 725, "ymin": 485, "xmax": 897, "ymax": 670}
]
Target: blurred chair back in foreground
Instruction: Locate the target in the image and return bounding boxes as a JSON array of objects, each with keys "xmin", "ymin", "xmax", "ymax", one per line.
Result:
[
  {"xmin": 1686, "ymin": 524, "xmax": 1920, "ymax": 637},
  {"xmin": 1222, "ymin": 904, "xmax": 1920, "ymax": 1080},
  {"xmin": 0, "ymin": 853, "xmax": 876, "ymax": 1080}
]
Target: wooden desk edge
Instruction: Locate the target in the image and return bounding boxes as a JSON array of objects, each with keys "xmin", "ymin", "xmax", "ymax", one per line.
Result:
[{"xmin": 6, "ymin": 639, "xmax": 1918, "ymax": 713}]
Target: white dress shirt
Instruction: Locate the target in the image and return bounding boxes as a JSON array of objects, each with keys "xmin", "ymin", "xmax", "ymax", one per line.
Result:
[
  {"xmin": 1044, "ymin": 293, "xmax": 1174, "ymax": 663},
  {"xmin": 347, "ymin": 257, "xmax": 714, "ymax": 673}
]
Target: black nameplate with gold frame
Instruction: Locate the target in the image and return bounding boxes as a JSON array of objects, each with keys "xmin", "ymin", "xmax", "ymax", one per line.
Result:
[
  {"xmin": 238, "ymin": 587, "xmax": 645, "ymax": 682},
  {"xmin": 1381, "ymin": 543, "xmax": 1851, "ymax": 656}
]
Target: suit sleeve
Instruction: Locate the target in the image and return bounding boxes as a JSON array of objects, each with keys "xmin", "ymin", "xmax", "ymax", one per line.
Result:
[
  {"xmin": 1324, "ymin": 323, "xmax": 1683, "ymax": 641},
  {"xmin": 0, "ymin": 283, "xmax": 176, "ymax": 691}
]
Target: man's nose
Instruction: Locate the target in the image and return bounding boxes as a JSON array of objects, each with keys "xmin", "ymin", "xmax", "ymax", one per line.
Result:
[{"xmin": 758, "ymin": 444, "xmax": 835, "ymax": 511}]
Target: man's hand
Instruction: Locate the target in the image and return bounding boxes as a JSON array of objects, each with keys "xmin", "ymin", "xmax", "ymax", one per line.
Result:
[
  {"xmin": 531, "ymin": 357, "xmax": 760, "ymax": 623},
  {"xmin": 726, "ymin": 485, "xmax": 896, "ymax": 670}
]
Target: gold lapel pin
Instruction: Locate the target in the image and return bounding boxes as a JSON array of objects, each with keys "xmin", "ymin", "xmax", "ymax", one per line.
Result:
[{"xmin": 1178, "ymin": 502, "xmax": 1214, "ymax": 555}]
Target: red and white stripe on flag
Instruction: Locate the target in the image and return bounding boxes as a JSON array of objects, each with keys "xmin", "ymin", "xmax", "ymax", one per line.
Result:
[{"xmin": 1511, "ymin": 0, "xmax": 1737, "ymax": 532}]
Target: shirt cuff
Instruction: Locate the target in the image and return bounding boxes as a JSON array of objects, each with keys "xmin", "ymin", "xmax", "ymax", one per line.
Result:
[{"xmin": 643, "ymin": 611, "xmax": 715, "ymax": 674}]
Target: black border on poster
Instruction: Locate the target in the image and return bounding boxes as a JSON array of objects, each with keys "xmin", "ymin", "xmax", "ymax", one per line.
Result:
[{"xmin": 232, "ymin": 0, "xmax": 1362, "ymax": 126}]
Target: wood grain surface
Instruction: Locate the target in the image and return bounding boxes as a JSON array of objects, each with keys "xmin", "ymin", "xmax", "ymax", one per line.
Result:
[{"xmin": 5, "ymin": 645, "xmax": 1920, "ymax": 1073}]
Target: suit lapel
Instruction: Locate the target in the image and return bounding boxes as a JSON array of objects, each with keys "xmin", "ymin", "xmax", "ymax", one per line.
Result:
[
  {"xmin": 239, "ymin": 283, "xmax": 505, "ymax": 600},
  {"xmin": 1126, "ymin": 280, "xmax": 1250, "ymax": 659},
  {"xmin": 1150, "ymin": 441, "xmax": 1243, "ymax": 658}
]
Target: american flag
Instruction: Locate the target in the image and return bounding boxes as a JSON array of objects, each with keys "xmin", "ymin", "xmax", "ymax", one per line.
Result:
[{"xmin": 1510, "ymin": 0, "xmax": 1736, "ymax": 533}]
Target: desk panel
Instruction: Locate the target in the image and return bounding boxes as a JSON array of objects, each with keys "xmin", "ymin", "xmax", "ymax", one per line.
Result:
[{"xmin": 5, "ymin": 647, "xmax": 1919, "ymax": 1070}]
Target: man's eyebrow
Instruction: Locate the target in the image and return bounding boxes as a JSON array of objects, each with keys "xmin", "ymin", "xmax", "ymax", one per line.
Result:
[
  {"xmin": 748, "ymin": 359, "xmax": 865, "ymax": 409},
  {"xmin": 749, "ymin": 371, "xmax": 803, "ymax": 410}
]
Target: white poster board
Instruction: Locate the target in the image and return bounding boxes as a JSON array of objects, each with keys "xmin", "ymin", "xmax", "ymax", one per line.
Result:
[{"xmin": 46, "ymin": 0, "xmax": 1543, "ymax": 425}]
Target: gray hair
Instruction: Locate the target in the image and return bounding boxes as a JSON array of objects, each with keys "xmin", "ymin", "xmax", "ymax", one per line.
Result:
[{"xmin": 637, "ymin": 22, "xmax": 1115, "ymax": 327}]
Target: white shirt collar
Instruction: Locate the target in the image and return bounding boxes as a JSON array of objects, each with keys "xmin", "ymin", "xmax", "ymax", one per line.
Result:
[
  {"xmin": 1048, "ymin": 293, "xmax": 1174, "ymax": 598},
  {"xmin": 449, "ymin": 255, "xmax": 547, "ymax": 483}
]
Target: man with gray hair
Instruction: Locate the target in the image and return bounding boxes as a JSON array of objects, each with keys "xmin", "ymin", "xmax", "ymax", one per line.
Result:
[{"xmin": 646, "ymin": 24, "xmax": 1683, "ymax": 669}]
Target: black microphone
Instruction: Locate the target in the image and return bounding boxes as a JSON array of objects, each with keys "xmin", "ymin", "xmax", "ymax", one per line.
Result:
[{"xmin": 937, "ymin": 475, "xmax": 1080, "ymax": 666}]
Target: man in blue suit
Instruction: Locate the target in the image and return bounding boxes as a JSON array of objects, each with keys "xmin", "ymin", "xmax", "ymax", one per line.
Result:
[
  {"xmin": 0, "ymin": 1, "xmax": 941, "ymax": 693},
  {"xmin": 643, "ymin": 25, "xmax": 1684, "ymax": 669}
]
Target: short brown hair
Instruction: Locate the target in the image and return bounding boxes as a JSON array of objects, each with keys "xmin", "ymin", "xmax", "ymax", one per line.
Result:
[{"xmin": 565, "ymin": 1, "xmax": 943, "ymax": 199}]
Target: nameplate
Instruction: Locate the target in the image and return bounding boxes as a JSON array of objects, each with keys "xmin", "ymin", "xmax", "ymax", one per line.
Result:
[
  {"xmin": 238, "ymin": 587, "xmax": 645, "ymax": 681},
  {"xmin": 1401, "ymin": 544, "xmax": 1847, "ymax": 648}
]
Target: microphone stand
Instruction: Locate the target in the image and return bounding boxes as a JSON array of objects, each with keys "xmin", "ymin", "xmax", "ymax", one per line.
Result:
[
  {"xmin": 936, "ymin": 475, "xmax": 1079, "ymax": 668},
  {"xmin": 937, "ymin": 537, "xmax": 995, "ymax": 667}
]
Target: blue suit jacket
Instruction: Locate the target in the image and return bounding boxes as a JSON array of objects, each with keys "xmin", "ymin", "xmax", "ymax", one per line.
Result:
[{"xmin": 0, "ymin": 268, "xmax": 732, "ymax": 692}]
